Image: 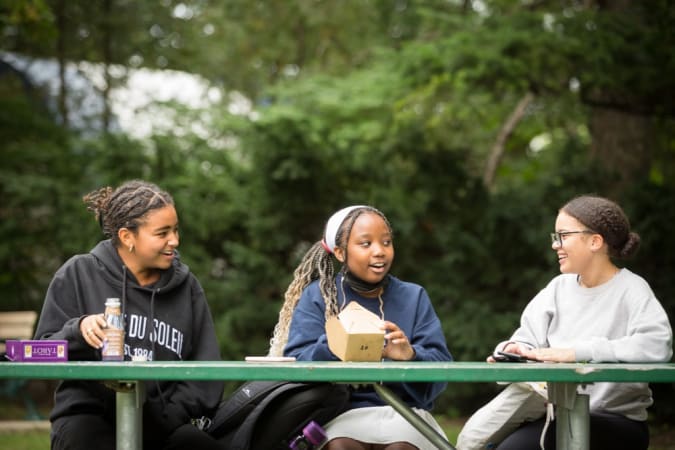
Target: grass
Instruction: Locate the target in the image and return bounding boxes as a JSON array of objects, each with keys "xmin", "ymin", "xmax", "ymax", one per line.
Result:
[
  {"xmin": 437, "ymin": 416, "xmax": 463, "ymax": 444},
  {"xmin": 2, "ymin": 431, "xmax": 50, "ymax": 450}
]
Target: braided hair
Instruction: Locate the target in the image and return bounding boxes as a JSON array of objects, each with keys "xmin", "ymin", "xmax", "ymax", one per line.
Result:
[
  {"xmin": 562, "ymin": 195, "xmax": 640, "ymax": 260},
  {"xmin": 268, "ymin": 206, "xmax": 392, "ymax": 356},
  {"xmin": 83, "ymin": 180, "xmax": 174, "ymax": 247}
]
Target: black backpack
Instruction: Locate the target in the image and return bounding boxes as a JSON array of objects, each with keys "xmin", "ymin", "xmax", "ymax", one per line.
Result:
[{"xmin": 207, "ymin": 381, "xmax": 350, "ymax": 450}]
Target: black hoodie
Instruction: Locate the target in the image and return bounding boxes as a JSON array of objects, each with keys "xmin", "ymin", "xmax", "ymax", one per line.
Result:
[{"xmin": 34, "ymin": 239, "xmax": 224, "ymax": 437}]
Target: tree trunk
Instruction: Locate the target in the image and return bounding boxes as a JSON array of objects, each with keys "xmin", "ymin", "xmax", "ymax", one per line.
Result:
[
  {"xmin": 584, "ymin": 0, "xmax": 653, "ymax": 197},
  {"xmin": 55, "ymin": 0, "xmax": 68, "ymax": 128},
  {"xmin": 588, "ymin": 106, "xmax": 653, "ymax": 196},
  {"xmin": 101, "ymin": 0, "xmax": 113, "ymax": 133},
  {"xmin": 483, "ymin": 92, "xmax": 535, "ymax": 190}
]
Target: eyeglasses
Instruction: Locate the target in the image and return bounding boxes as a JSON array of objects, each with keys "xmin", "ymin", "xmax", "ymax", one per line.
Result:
[{"xmin": 550, "ymin": 230, "xmax": 595, "ymax": 247}]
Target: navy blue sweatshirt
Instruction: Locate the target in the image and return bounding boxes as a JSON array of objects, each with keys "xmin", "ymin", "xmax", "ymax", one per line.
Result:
[
  {"xmin": 284, "ymin": 274, "xmax": 452, "ymax": 411},
  {"xmin": 34, "ymin": 240, "xmax": 223, "ymax": 435}
]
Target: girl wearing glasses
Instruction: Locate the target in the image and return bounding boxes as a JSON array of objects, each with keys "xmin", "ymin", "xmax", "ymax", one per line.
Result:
[{"xmin": 459, "ymin": 195, "xmax": 672, "ymax": 450}]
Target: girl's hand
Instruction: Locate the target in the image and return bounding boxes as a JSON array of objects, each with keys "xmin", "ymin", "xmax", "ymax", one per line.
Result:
[
  {"xmin": 522, "ymin": 347, "xmax": 576, "ymax": 363},
  {"xmin": 381, "ymin": 320, "xmax": 415, "ymax": 361},
  {"xmin": 80, "ymin": 313, "xmax": 107, "ymax": 349}
]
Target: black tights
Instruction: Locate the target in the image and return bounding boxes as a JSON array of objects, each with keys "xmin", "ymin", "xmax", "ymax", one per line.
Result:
[
  {"xmin": 496, "ymin": 412, "xmax": 649, "ymax": 450},
  {"xmin": 51, "ymin": 414, "xmax": 226, "ymax": 450},
  {"xmin": 324, "ymin": 437, "xmax": 417, "ymax": 450}
]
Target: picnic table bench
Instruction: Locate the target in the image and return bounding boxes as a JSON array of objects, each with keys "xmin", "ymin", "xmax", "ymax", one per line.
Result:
[{"xmin": 1, "ymin": 360, "xmax": 674, "ymax": 450}]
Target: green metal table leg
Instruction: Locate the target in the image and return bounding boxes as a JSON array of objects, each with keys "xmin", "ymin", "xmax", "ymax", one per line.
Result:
[
  {"xmin": 116, "ymin": 381, "xmax": 144, "ymax": 450},
  {"xmin": 373, "ymin": 383, "xmax": 456, "ymax": 450},
  {"xmin": 549, "ymin": 382, "xmax": 590, "ymax": 450}
]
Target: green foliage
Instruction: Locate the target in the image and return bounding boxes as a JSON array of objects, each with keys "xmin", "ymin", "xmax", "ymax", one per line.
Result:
[{"xmin": 0, "ymin": 94, "xmax": 99, "ymax": 310}]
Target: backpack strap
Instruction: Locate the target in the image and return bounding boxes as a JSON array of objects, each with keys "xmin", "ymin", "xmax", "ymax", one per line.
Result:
[
  {"xmin": 208, "ymin": 380, "xmax": 288, "ymax": 438},
  {"xmin": 229, "ymin": 382, "xmax": 308, "ymax": 450}
]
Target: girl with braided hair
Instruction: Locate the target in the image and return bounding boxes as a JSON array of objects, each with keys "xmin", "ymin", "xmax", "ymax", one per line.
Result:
[
  {"xmin": 34, "ymin": 180, "xmax": 226, "ymax": 450},
  {"xmin": 458, "ymin": 195, "xmax": 672, "ymax": 450},
  {"xmin": 269, "ymin": 205, "xmax": 453, "ymax": 450}
]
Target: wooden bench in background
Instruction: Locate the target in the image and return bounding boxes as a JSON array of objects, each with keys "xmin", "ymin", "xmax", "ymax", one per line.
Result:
[{"xmin": 0, "ymin": 310, "xmax": 42, "ymax": 420}]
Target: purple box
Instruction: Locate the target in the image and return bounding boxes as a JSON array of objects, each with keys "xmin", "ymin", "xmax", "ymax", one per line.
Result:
[{"xmin": 5, "ymin": 339, "xmax": 68, "ymax": 362}]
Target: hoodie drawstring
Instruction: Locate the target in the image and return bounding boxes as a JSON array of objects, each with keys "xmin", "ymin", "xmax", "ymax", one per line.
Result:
[
  {"xmin": 121, "ymin": 266, "xmax": 128, "ymax": 330},
  {"xmin": 149, "ymin": 287, "xmax": 167, "ymax": 411},
  {"xmin": 121, "ymin": 265, "xmax": 167, "ymax": 411}
]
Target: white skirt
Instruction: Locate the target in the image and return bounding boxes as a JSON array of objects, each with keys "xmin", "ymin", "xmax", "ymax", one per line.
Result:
[{"xmin": 320, "ymin": 405, "xmax": 447, "ymax": 450}]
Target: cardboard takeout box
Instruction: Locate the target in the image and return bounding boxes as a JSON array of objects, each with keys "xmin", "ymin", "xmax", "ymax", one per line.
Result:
[{"xmin": 325, "ymin": 301, "xmax": 385, "ymax": 362}]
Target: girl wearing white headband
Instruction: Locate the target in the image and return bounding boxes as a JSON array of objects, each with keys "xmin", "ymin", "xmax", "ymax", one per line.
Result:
[{"xmin": 269, "ymin": 205, "xmax": 453, "ymax": 450}]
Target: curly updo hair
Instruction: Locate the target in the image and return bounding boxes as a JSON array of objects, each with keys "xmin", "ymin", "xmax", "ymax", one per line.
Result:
[
  {"xmin": 82, "ymin": 180, "xmax": 174, "ymax": 247},
  {"xmin": 268, "ymin": 205, "xmax": 392, "ymax": 357},
  {"xmin": 561, "ymin": 195, "xmax": 640, "ymax": 260}
]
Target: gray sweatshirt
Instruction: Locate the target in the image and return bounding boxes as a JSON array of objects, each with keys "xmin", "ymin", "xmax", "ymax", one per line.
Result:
[{"xmin": 506, "ymin": 268, "xmax": 673, "ymax": 420}]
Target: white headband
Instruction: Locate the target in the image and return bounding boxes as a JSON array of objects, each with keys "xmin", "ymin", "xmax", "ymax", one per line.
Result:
[{"xmin": 323, "ymin": 205, "xmax": 367, "ymax": 254}]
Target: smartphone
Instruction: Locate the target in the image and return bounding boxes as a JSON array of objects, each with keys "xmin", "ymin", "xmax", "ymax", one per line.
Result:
[{"xmin": 495, "ymin": 351, "xmax": 528, "ymax": 362}]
